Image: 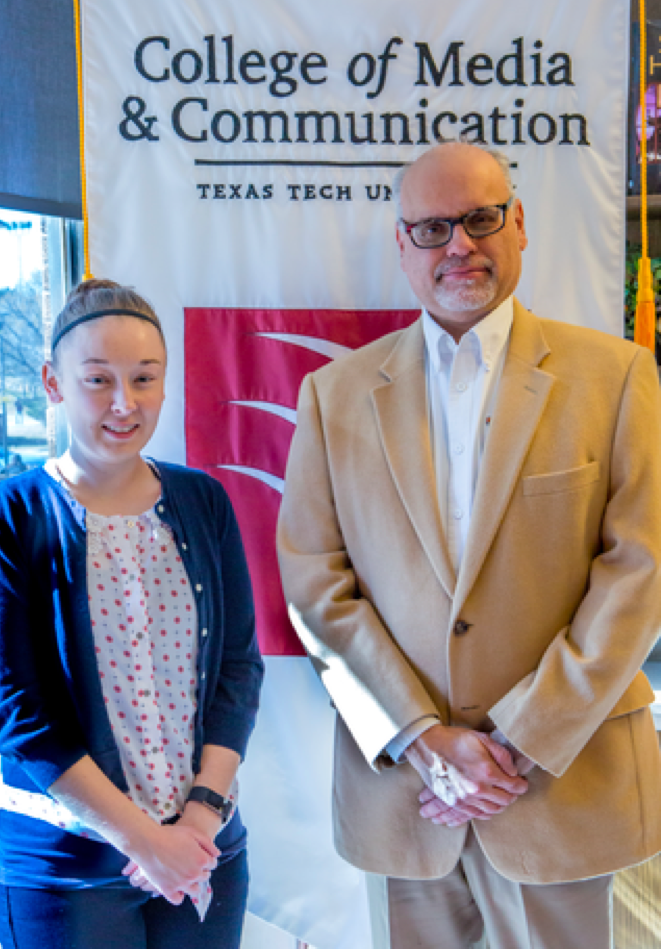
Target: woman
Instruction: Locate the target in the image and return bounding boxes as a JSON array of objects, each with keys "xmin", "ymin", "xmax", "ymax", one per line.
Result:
[{"xmin": 0, "ymin": 279, "xmax": 263, "ymax": 948}]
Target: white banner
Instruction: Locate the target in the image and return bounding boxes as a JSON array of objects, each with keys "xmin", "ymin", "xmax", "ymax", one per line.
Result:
[{"xmin": 80, "ymin": 1, "xmax": 630, "ymax": 945}]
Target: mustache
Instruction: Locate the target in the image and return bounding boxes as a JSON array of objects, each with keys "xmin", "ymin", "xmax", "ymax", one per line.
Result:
[{"xmin": 435, "ymin": 256, "xmax": 494, "ymax": 279}]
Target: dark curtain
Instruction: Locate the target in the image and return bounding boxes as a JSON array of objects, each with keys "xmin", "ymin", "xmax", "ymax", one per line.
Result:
[{"xmin": 0, "ymin": 0, "xmax": 82, "ymax": 218}]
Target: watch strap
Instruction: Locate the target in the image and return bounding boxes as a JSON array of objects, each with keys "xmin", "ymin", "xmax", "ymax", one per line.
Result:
[{"xmin": 187, "ymin": 785, "xmax": 234, "ymax": 824}]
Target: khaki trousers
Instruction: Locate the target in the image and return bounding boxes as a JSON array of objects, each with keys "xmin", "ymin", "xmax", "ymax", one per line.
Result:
[{"xmin": 367, "ymin": 830, "xmax": 613, "ymax": 949}]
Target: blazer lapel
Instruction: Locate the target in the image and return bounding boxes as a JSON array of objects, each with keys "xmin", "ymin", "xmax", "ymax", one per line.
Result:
[
  {"xmin": 453, "ymin": 303, "xmax": 555, "ymax": 612},
  {"xmin": 371, "ymin": 320, "xmax": 456, "ymax": 598}
]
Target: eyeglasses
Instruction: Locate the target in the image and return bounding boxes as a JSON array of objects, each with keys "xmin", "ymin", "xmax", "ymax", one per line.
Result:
[{"xmin": 400, "ymin": 197, "xmax": 514, "ymax": 249}]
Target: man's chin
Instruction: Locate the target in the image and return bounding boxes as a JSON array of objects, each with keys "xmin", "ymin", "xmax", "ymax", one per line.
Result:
[{"xmin": 433, "ymin": 283, "xmax": 497, "ymax": 314}]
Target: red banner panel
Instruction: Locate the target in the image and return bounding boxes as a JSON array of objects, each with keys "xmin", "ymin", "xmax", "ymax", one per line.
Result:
[{"xmin": 185, "ymin": 308, "xmax": 419, "ymax": 656}]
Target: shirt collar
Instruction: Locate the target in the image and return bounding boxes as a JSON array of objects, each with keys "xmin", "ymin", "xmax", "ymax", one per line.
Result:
[{"xmin": 422, "ymin": 296, "xmax": 514, "ymax": 374}]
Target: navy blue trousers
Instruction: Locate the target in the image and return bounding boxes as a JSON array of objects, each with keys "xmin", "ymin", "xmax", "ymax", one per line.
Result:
[{"xmin": 0, "ymin": 849, "xmax": 248, "ymax": 949}]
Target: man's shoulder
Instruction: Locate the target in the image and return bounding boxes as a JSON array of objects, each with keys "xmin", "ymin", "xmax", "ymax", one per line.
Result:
[
  {"xmin": 311, "ymin": 320, "xmax": 421, "ymax": 389},
  {"xmin": 520, "ymin": 308, "xmax": 648, "ymax": 377},
  {"xmin": 537, "ymin": 314, "xmax": 635, "ymax": 354}
]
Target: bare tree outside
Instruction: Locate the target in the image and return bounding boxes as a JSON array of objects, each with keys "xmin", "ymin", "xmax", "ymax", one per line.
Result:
[
  {"xmin": 0, "ymin": 274, "xmax": 46, "ymax": 417},
  {"xmin": 0, "ymin": 216, "xmax": 48, "ymax": 473}
]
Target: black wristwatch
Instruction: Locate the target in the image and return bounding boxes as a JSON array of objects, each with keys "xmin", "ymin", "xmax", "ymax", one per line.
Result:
[{"xmin": 186, "ymin": 786, "xmax": 234, "ymax": 825}]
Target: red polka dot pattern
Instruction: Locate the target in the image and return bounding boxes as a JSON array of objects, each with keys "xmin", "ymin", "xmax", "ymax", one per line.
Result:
[{"xmin": 87, "ymin": 509, "xmax": 199, "ymax": 821}]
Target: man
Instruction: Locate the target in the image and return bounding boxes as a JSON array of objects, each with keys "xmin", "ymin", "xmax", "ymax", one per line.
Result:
[{"xmin": 276, "ymin": 143, "xmax": 661, "ymax": 948}]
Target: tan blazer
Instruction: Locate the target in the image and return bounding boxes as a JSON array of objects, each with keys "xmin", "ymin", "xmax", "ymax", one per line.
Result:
[{"xmin": 277, "ymin": 302, "xmax": 661, "ymax": 884}]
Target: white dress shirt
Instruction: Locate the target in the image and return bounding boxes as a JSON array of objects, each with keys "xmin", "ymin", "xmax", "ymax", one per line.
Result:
[{"xmin": 386, "ymin": 298, "xmax": 514, "ymax": 762}]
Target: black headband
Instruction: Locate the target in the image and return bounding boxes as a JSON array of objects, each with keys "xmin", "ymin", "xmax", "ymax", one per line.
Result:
[{"xmin": 51, "ymin": 308, "xmax": 162, "ymax": 352}]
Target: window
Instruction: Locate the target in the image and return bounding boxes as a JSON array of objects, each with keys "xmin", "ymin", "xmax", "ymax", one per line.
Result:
[{"xmin": 0, "ymin": 209, "xmax": 82, "ymax": 476}]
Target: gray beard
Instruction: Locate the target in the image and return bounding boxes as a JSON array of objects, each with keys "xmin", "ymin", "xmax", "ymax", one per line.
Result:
[{"xmin": 433, "ymin": 274, "xmax": 498, "ymax": 313}]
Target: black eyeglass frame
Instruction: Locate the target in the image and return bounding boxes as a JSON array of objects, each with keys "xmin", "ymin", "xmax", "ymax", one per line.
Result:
[{"xmin": 399, "ymin": 196, "xmax": 515, "ymax": 249}]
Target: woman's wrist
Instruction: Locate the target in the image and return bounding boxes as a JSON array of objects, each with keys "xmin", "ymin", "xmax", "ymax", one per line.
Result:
[
  {"xmin": 179, "ymin": 800, "xmax": 224, "ymax": 840},
  {"xmin": 49, "ymin": 756, "xmax": 161, "ymax": 859}
]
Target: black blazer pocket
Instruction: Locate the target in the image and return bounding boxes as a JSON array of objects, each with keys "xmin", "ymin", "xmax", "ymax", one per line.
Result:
[{"xmin": 522, "ymin": 461, "xmax": 601, "ymax": 497}]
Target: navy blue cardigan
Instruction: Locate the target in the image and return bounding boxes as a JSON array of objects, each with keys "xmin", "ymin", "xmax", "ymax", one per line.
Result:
[{"xmin": 0, "ymin": 461, "xmax": 263, "ymax": 886}]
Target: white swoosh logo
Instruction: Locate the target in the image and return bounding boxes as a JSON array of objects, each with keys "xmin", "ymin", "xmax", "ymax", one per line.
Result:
[
  {"xmin": 228, "ymin": 400, "xmax": 296, "ymax": 424},
  {"xmin": 254, "ymin": 333, "xmax": 351, "ymax": 361},
  {"xmin": 219, "ymin": 334, "xmax": 349, "ymax": 490},
  {"xmin": 217, "ymin": 465, "xmax": 284, "ymax": 494}
]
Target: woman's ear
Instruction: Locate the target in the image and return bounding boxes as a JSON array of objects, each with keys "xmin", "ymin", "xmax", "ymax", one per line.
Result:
[{"xmin": 42, "ymin": 362, "xmax": 64, "ymax": 404}]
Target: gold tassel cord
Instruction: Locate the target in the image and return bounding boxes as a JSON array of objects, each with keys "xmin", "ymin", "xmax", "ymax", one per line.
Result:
[
  {"xmin": 73, "ymin": 0, "xmax": 93, "ymax": 281},
  {"xmin": 635, "ymin": 0, "xmax": 656, "ymax": 352}
]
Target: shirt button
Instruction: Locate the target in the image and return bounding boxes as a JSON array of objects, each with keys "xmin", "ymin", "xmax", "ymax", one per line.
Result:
[
  {"xmin": 143, "ymin": 690, "xmax": 151, "ymax": 697},
  {"xmin": 163, "ymin": 801, "xmax": 171, "ymax": 809},
  {"xmin": 152, "ymin": 746, "xmax": 160, "ymax": 754},
  {"xmin": 201, "ymin": 628, "xmax": 208, "ymax": 637},
  {"xmin": 181, "ymin": 543, "xmax": 188, "ymax": 550},
  {"xmin": 456, "ymin": 382, "xmax": 467, "ymax": 392},
  {"xmin": 195, "ymin": 584, "xmax": 203, "ymax": 593},
  {"xmin": 157, "ymin": 505, "xmax": 164, "ymax": 514},
  {"xmin": 136, "ymin": 632, "xmax": 144, "ymax": 640},
  {"xmin": 127, "ymin": 520, "xmax": 135, "ymax": 528},
  {"xmin": 453, "ymin": 509, "xmax": 463, "ymax": 520},
  {"xmin": 453, "ymin": 443, "xmax": 464, "ymax": 455}
]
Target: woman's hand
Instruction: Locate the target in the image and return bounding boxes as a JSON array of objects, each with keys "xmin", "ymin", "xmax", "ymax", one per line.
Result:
[
  {"xmin": 123, "ymin": 821, "xmax": 219, "ymax": 904},
  {"xmin": 122, "ymin": 860, "xmax": 160, "ymax": 895},
  {"xmin": 49, "ymin": 758, "xmax": 219, "ymax": 904}
]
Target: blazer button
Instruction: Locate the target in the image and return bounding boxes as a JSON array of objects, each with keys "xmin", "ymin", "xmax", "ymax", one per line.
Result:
[{"xmin": 453, "ymin": 619, "xmax": 472, "ymax": 636}]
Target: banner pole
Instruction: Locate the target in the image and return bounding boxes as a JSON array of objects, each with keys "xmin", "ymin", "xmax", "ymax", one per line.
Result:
[{"xmin": 72, "ymin": 0, "xmax": 94, "ymax": 281}]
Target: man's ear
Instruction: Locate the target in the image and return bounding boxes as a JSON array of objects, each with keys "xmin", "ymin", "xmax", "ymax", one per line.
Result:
[
  {"xmin": 395, "ymin": 222, "xmax": 406, "ymax": 260},
  {"xmin": 42, "ymin": 362, "xmax": 64, "ymax": 404},
  {"xmin": 514, "ymin": 198, "xmax": 528, "ymax": 252}
]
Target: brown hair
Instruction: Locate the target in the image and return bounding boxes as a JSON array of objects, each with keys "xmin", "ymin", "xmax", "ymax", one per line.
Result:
[{"xmin": 50, "ymin": 279, "xmax": 165, "ymax": 366}]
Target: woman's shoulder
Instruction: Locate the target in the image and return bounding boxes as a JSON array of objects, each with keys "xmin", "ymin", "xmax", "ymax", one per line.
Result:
[
  {"xmin": 150, "ymin": 459, "xmax": 231, "ymax": 506},
  {"xmin": 0, "ymin": 467, "xmax": 70, "ymax": 546},
  {"xmin": 0, "ymin": 466, "xmax": 55, "ymax": 508}
]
